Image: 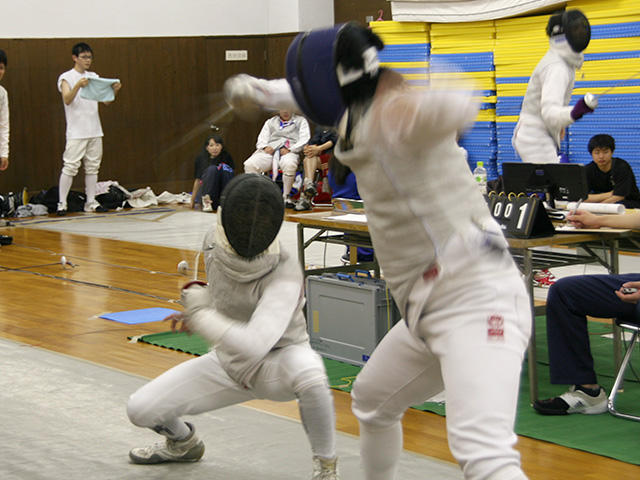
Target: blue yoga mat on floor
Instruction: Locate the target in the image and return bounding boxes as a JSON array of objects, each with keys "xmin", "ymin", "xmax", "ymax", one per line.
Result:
[{"xmin": 100, "ymin": 307, "xmax": 178, "ymax": 325}]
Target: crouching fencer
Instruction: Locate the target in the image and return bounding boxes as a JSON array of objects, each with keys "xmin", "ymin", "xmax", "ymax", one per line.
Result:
[
  {"xmin": 225, "ymin": 23, "xmax": 532, "ymax": 480},
  {"xmin": 126, "ymin": 174, "xmax": 340, "ymax": 480},
  {"xmin": 513, "ymin": 9, "xmax": 597, "ymax": 164}
]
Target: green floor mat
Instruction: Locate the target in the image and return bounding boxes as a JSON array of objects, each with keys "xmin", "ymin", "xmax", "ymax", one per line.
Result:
[{"xmin": 133, "ymin": 318, "xmax": 640, "ymax": 465}]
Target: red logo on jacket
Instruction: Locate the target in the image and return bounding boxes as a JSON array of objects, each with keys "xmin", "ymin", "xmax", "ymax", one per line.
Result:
[{"xmin": 488, "ymin": 314, "xmax": 504, "ymax": 340}]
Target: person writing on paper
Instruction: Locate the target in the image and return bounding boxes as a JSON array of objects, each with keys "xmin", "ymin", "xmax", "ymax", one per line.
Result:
[
  {"xmin": 535, "ymin": 201, "xmax": 640, "ymax": 415},
  {"xmin": 584, "ymin": 134, "xmax": 640, "ymax": 209},
  {"xmin": 512, "ymin": 9, "xmax": 597, "ymax": 164},
  {"xmin": 56, "ymin": 42, "xmax": 122, "ymax": 215}
]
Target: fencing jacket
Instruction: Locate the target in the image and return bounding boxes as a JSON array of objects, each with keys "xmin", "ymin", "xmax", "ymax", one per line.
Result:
[
  {"xmin": 512, "ymin": 37, "xmax": 584, "ymax": 163},
  {"xmin": 188, "ymin": 223, "xmax": 309, "ymax": 388},
  {"xmin": 334, "ymin": 75, "xmax": 497, "ymax": 329}
]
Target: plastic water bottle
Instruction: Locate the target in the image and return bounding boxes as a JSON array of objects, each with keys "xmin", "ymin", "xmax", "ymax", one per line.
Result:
[{"xmin": 473, "ymin": 161, "xmax": 487, "ymax": 195}]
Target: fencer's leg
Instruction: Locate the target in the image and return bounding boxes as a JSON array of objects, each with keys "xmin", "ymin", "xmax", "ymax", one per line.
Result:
[
  {"xmin": 421, "ymin": 275, "xmax": 530, "ymax": 479},
  {"xmin": 58, "ymin": 173, "xmax": 73, "ymax": 205},
  {"xmin": 298, "ymin": 381, "xmax": 336, "ymax": 459},
  {"xmin": 59, "ymin": 139, "xmax": 86, "ymax": 211},
  {"xmin": 351, "ymin": 321, "xmax": 444, "ymax": 480},
  {"xmin": 440, "ymin": 336, "xmax": 527, "ymax": 479},
  {"xmin": 83, "ymin": 137, "xmax": 102, "ymax": 207},
  {"xmin": 127, "ymin": 352, "xmax": 255, "ymax": 464},
  {"xmin": 254, "ymin": 345, "xmax": 339, "ymax": 478}
]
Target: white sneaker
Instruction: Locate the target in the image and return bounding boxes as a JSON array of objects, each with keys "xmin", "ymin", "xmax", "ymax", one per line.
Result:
[
  {"xmin": 84, "ymin": 200, "xmax": 104, "ymax": 213},
  {"xmin": 202, "ymin": 194, "xmax": 213, "ymax": 212},
  {"xmin": 312, "ymin": 456, "xmax": 339, "ymax": 480},
  {"xmin": 533, "ymin": 385, "xmax": 608, "ymax": 415},
  {"xmin": 129, "ymin": 423, "xmax": 205, "ymax": 464}
]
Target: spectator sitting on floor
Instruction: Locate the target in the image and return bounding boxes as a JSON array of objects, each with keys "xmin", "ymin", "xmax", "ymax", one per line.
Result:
[{"xmin": 190, "ymin": 133, "xmax": 235, "ymax": 212}]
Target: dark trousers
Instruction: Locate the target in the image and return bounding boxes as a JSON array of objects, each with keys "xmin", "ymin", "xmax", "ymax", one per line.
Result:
[
  {"xmin": 546, "ymin": 273, "xmax": 640, "ymax": 385},
  {"xmin": 195, "ymin": 164, "xmax": 234, "ymax": 209}
]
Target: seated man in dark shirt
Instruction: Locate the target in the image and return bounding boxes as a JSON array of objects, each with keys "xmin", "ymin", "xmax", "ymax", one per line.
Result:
[{"xmin": 585, "ymin": 134, "xmax": 640, "ymax": 208}]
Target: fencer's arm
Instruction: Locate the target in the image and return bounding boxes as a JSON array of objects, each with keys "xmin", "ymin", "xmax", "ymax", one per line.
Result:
[
  {"xmin": 181, "ymin": 284, "xmax": 235, "ymax": 344},
  {"xmin": 181, "ymin": 276, "xmax": 300, "ymax": 356},
  {"xmin": 217, "ymin": 276, "xmax": 301, "ymax": 356},
  {"xmin": 288, "ymin": 118, "xmax": 311, "ymax": 153},
  {"xmin": 369, "ymin": 86, "xmax": 479, "ymax": 151},
  {"xmin": 539, "ymin": 68, "xmax": 574, "ymax": 130},
  {"xmin": 224, "ymin": 74, "xmax": 300, "ymax": 113}
]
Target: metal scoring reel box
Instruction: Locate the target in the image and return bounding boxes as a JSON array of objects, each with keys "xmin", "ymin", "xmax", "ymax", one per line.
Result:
[{"xmin": 305, "ymin": 272, "xmax": 401, "ymax": 366}]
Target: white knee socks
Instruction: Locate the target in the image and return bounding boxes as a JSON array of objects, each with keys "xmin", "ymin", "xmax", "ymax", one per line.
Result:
[
  {"xmin": 282, "ymin": 173, "xmax": 295, "ymax": 198},
  {"xmin": 85, "ymin": 174, "xmax": 97, "ymax": 204},
  {"xmin": 297, "ymin": 383, "xmax": 336, "ymax": 459},
  {"xmin": 359, "ymin": 421, "xmax": 403, "ymax": 480},
  {"xmin": 59, "ymin": 173, "xmax": 73, "ymax": 205}
]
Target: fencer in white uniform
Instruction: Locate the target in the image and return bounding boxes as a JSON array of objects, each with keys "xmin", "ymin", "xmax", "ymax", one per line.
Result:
[
  {"xmin": 225, "ymin": 23, "xmax": 532, "ymax": 480},
  {"xmin": 513, "ymin": 9, "xmax": 597, "ymax": 164},
  {"xmin": 126, "ymin": 174, "xmax": 340, "ymax": 480}
]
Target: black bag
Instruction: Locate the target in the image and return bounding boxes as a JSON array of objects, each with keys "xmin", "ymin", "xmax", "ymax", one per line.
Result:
[
  {"xmin": 30, "ymin": 187, "xmax": 87, "ymax": 213},
  {"xmin": 0, "ymin": 191, "xmax": 24, "ymax": 218},
  {"xmin": 96, "ymin": 185, "xmax": 129, "ymax": 210}
]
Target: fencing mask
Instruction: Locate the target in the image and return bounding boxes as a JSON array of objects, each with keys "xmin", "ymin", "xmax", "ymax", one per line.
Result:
[
  {"xmin": 546, "ymin": 9, "xmax": 591, "ymax": 53},
  {"xmin": 219, "ymin": 174, "xmax": 284, "ymax": 259},
  {"xmin": 285, "ymin": 22, "xmax": 384, "ymax": 126}
]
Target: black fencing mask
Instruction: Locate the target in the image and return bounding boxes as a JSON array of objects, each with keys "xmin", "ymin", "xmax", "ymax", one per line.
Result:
[
  {"xmin": 546, "ymin": 9, "xmax": 591, "ymax": 53},
  {"xmin": 219, "ymin": 174, "xmax": 284, "ymax": 259}
]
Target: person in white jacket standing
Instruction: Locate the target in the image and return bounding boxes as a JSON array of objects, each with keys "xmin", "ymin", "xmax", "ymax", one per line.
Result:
[
  {"xmin": 126, "ymin": 174, "xmax": 339, "ymax": 480},
  {"xmin": 0, "ymin": 49, "xmax": 9, "ymax": 171},
  {"xmin": 513, "ymin": 9, "xmax": 597, "ymax": 164},
  {"xmin": 225, "ymin": 22, "xmax": 532, "ymax": 480}
]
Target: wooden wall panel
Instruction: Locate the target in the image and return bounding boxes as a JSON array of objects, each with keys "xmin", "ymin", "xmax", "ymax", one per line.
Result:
[
  {"xmin": 0, "ymin": 33, "xmax": 302, "ymax": 197},
  {"xmin": 334, "ymin": 0, "xmax": 391, "ymax": 24}
]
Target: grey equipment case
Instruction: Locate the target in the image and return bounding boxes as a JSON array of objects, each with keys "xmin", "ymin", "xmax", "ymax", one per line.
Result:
[{"xmin": 305, "ymin": 271, "xmax": 401, "ymax": 366}]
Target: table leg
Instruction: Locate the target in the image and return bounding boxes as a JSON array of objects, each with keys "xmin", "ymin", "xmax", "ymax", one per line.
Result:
[
  {"xmin": 608, "ymin": 239, "xmax": 623, "ymax": 383},
  {"xmin": 523, "ymin": 248, "xmax": 538, "ymax": 403},
  {"xmin": 297, "ymin": 223, "xmax": 305, "ymax": 272}
]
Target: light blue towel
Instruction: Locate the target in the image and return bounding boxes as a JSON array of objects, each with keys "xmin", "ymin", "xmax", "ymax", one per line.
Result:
[{"xmin": 80, "ymin": 77, "xmax": 119, "ymax": 102}]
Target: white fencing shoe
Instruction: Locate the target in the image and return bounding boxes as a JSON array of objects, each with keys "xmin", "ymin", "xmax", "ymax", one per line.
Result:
[
  {"xmin": 129, "ymin": 423, "xmax": 205, "ymax": 464},
  {"xmin": 312, "ymin": 456, "xmax": 339, "ymax": 480}
]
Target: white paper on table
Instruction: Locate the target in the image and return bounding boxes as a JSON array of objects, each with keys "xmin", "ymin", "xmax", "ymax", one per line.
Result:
[
  {"xmin": 325, "ymin": 213, "xmax": 368, "ymax": 223},
  {"xmin": 565, "ymin": 202, "xmax": 625, "ymax": 215}
]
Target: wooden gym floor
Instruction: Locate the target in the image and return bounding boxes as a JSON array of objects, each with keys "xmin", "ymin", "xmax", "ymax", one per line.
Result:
[{"xmin": 0, "ymin": 206, "xmax": 636, "ymax": 479}]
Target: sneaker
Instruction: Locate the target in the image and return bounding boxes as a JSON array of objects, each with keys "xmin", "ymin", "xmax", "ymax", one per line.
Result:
[
  {"xmin": 533, "ymin": 385, "xmax": 607, "ymax": 415},
  {"xmin": 129, "ymin": 422, "xmax": 205, "ymax": 464},
  {"xmin": 84, "ymin": 200, "xmax": 107, "ymax": 213},
  {"xmin": 305, "ymin": 183, "xmax": 317, "ymax": 199},
  {"xmin": 533, "ymin": 269, "xmax": 556, "ymax": 288},
  {"xmin": 202, "ymin": 194, "xmax": 213, "ymax": 212},
  {"xmin": 295, "ymin": 197, "xmax": 313, "ymax": 211},
  {"xmin": 312, "ymin": 456, "xmax": 339, "ymax": 480},
  {"xmin": 284, "ymin": 197, "xmax": 296, "ymax": 209},
  {"xmin": 56, "ymin": 202, "xmax": 67, "ymax": 216}
]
